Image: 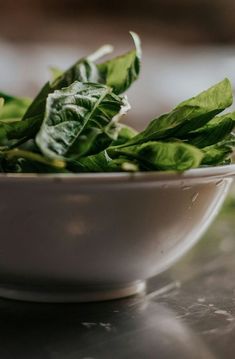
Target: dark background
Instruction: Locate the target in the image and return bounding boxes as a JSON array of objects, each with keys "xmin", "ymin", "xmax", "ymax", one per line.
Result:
[{"xmin": 1, "ymin": 0, "xmax": 235, "ymax": 45}]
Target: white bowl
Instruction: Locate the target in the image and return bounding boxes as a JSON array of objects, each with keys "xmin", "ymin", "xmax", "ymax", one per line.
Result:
[{"xmin": 0, "ymin": 165, "xmax": 234, "ymax": 302}]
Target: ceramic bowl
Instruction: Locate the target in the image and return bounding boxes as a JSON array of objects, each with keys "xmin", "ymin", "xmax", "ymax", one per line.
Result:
[{"xmin": 0, "ymin": 165, "xmax": 234, "ymax": 302}]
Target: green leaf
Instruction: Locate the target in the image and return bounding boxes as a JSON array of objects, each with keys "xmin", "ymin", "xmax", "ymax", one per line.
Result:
[
  {"xmin": 36, "ymin": 81, "xmax": 130, "ymax": 160},
  {"xmin": 123, "ymin": 79, "xmax": 233, "ymax": 147},
  {"xmin": 97, "ymin": 32, "xmax": 141, "ymax": 94},
  {"xmin": 201, "ymin": 135, "xmax": 235, "ymax": 166},
  {"xmin": 74, "ymin": 140, "xmax": 203, "ymax": 172},
  {"xmin": 186, "ymin": 112, "xmax": 235, "ymax": 148},
  {"xmin": 0, "ymin": 115, "xmax": 41, "ymax": 148},
  {"xmin": 49, "ymin": 44, "xmax": 114, "ymax": 89},
  {"xmin": 69, "ymin": 150, "xmax": 139, "ymax": 172},
  {"xmin": 66, "ymin": 94, "xmax": 130, "ymax": 157},
  {"xmin": 110, "ymin": 141, "xmax": 204, "ymax": 171},
  {"xmin": 49, "ymin": 66, "xmax": 63, "ymax": 82},
  {"xmin": 22, "ymin": 33, "xmax": 141, "ymax": 129},
  {"xmin": 0, "ymin": 92, "xmax": 31, "ymax": 121},
  {"xmin": 111, "ymin": 124, "xmax": 138, "ymax": 146},
  {"xmin": 21, "ymin": 45, "xmax": 113, "ymax": 124},
  {"xmin": 69, "ymin": 150, "xmax": 116, "ymax": 172},
  {"xmin": 1, "ymin": 148, "xmax": 66, "ymax": 173}
]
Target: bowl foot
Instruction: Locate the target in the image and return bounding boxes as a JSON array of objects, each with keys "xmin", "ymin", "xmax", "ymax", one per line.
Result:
[{"xmin": 0, "ymin": 281, "xmax": 146, "ymax": 303}]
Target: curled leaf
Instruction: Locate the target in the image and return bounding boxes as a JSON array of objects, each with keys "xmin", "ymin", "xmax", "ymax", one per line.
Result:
[
  {"xmin": 36, "ymin": 81, "xmax": 130, "ymax": 160},
  {"xmin": 97, "ymin": 32, "xmax": 141, "ymax": 94}
]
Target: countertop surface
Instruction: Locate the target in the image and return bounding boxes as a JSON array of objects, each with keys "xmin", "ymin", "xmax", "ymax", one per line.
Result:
[{"xmin": 1, "ymin": 191, "xmax": 235, "ymax": 359}]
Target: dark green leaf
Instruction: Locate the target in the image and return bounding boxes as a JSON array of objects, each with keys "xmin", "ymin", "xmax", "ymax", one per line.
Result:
[
  {"xmin": 21, "ymin": 45, "xmax": 113, "ymax": 124},
  {"xmin": 74, "ymin": 140, "xmax": 203, "ymax": 172},
  {"xmin": 22, "ymin": 33, "xmax": 140, "ymax": 131},
  {"xmin": 51, "ymin": 44, "xmax": 114, "ymax": 88},
  {"xmin": 1, "ymin": 149, "xmax": 66, "ymax": 173},
  {"xmin": 110, "ymin": 141, "xmax": 204, "ymax": 171},
  {"xmin": 69, "ymin": 150, "xmax": 116, "ymax": 172},
  {"xmin": 186, "ymin": 112, "xmax": 235, "ymax": 148},
  {"xmin": 70, "ymin": 150, "xmax": 139, "ymax": 172},
  {"xmin": 202, "ymin": 135, "xmax": 235, "ymax": 166},
  {"xmin": 36, "ymin": 81, "xmax": 130, "ymax": 159},
  {"xmin": 0, "ymin": 115, "xmax": 41, "ymax": 148},
  {"xmin": 123, "ymin": 79, "xmax": 232, "ymax": 147}
]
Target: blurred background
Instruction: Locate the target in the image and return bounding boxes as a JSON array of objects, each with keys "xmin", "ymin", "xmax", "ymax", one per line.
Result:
[
  {"xmin": 1, "ymin": 0, "xmax": 235, "ymax": 260},
  {"xmin": 1, "ymin": 0, "xmax": 235, "ymax": 129}
]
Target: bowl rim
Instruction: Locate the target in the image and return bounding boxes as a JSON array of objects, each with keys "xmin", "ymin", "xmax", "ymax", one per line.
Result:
[{"xmin": 0, "ymin": 164, "xmax": 235, "ymax": 184}]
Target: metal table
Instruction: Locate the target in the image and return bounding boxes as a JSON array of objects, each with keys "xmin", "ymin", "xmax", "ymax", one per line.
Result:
[{"xmin": 0, "ymin": 193, "xmax": 235, "ymax": 359}]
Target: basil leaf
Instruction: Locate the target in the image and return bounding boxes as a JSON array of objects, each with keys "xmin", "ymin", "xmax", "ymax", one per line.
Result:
[
  {"xmin": 0, "ymin": 115, "xmax": 41, "ymax": 148},
  {"xmin": 69, "ymin": 150, "xmax": 139, "ymax": 172},
  {"xmin": 66, "ymin": 94, "xmax": 130, "ymax": 157},
  {"xmin": 75, "ymin": 141, "xmax": 203, "ymax": 172},
  {"xmin": 1, "ymin": 149, "xmax": 66, "ymax": 173},
  {"xmin": 22, "ymin": 33, "xmax": 140, "ymax": 130},
  {"xmin": 0, "ymin": 92, "xmax": 31, "ymax": 121},
  {"xmin": 110, "ymin": 141, "xmax": 203, "ymax": 171},
  {"xmin": 21, "ymin": 45, "xmax": 113, "ymax": 124},
  {"xmin": 50, "ymin": 44, "xmax": 114, "ymax": 89},
  {"xmin": 123, "ymin": 79, "xmax": 232, "ymax": 147},
  {"xmin": 186, "ymin": 112, "xmax": 235, "ymax": 148},
  {"xmin": 36, "ymin": 81, "xmax": 130, "ymax": 159},
  {"xmin": 69, "ymin": 150, "xmax": 117, "ymax": 172},
  {"xmin": 111, "ymin": 124, "xmax": 138, "ymax": 146},
  {"xmin": 97, "ymin": 32, "xmax": 141, "ymax": 94},
  {"xmin": 201, "ymin": 135, "xmax": 235, "ymax": 166}
]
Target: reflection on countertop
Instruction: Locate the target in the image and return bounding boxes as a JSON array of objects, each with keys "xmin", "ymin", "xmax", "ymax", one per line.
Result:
[{"xmin": 0, "ymin": 291, "xmax": 215, "ymax": 359}]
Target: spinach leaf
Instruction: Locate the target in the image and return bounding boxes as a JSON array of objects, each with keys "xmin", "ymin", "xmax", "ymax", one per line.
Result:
[
  {"xmin": 186, "ymin": 112, "xmax": 235, "ymax": 148},
  {"xmin": 36, "ymin": 81, "xmax": 130, "ymax": 160},
  {"xmin": 74, "ymin": 141, "xmax": 203, "ymax": 172},
  {"xmin": 0, "ymin": 92, "xmax": 31, "ymax": 121},
  {"xmin": 122, "ymin": 79, "xmax": 232, "ymax": 147}
]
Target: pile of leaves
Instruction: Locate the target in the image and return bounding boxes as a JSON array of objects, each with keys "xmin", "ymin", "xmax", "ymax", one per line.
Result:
[{"xmin": 0, "ymin": 33, "xmax": 234, "ymax": 173}]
